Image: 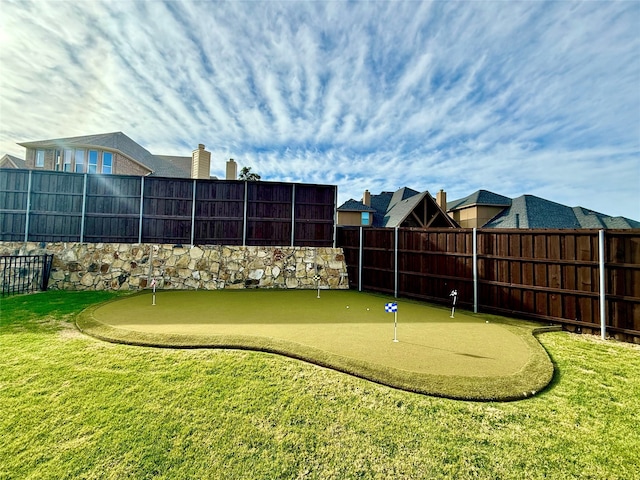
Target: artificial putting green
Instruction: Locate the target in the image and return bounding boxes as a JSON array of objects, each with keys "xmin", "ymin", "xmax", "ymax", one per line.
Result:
[{"xmin": 76, "ymin": 289, "xmax": 556, "ymax": 401}]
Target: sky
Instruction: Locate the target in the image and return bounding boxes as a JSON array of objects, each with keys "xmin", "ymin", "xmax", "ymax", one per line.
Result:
[{"xmin": 1, "ymin": 0, "xmax": 639, "ymax": 220}]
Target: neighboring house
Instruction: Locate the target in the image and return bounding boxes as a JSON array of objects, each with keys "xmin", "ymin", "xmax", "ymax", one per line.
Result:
[
  {"xmin": 337, "ymin": 187, "xmax": 458, "ymax": 228},
  {"xmin": 0, "ymin": 154, "xmax": 26, "ymax": 169},
  {"xmin": 447, "ymin": 189, "xmax": 640, "ymax": 229},
  {"xmin": 446, "ymin": 189, "xmax": 513, "ymax": 228},
  {"xmin": 9, "ymin": 131, "xmax": 236, "ymax": 180}
]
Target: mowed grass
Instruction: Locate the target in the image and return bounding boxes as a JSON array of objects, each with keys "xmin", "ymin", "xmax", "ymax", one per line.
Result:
[
  {"xmin": 79, "ymin": 290, "xmax": 554, "ymax": 401},
  {"xmin": 1, "ymin": 291, "xmax": 639, "ymax": 480}
]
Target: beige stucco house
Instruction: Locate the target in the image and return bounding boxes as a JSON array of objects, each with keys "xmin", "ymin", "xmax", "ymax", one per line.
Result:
[{"xmin": 11, "ymin": 132, "xmax": 237, "ymax": 180}]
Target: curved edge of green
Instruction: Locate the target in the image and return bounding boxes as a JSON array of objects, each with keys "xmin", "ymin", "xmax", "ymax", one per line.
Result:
[{"xmin": 75, "ymin": 297, "xmax": 556, "ymax": 402}]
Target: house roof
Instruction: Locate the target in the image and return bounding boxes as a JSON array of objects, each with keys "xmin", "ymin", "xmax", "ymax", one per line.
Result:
[
  {"xmin": 336, "ymin": 199, "xmax": 376, "ymax": 212},
  {"xmin": 447, "ymin": 189, "xmax": 512, "ymax": 211},
  {"xmin": 0, "ymin": 154, "xmax": 26, "ymax": 168},
  {"xmin": 338, "ymin": 187, "xmax": 457, "ymax": 228},
  {"xmin": 382, "ymin": 191, "xmax": 429, "ymax": 227},
  {"xmin": 484, "ymin": 195, "xmax": 640, "ymax": 229},
  {"xmin": 18, "ymin": 132, "xmax": 192, "ymax": 178}
]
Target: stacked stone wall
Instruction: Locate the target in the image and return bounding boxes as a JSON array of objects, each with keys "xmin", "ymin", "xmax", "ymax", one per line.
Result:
[{"xmin": 0, "ymin": 242, "xmax": 349, "ymax": 291}]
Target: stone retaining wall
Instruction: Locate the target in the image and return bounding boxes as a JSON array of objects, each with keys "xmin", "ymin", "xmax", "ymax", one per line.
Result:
[{"xmin": 0, "ymin": 243, "xmax": 349, "ymax": 291}]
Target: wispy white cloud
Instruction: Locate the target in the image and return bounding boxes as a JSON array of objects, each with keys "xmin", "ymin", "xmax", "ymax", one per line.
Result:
[{"xmin": 1, "ymin": 0, "xmax": 638, "ymax": 219}]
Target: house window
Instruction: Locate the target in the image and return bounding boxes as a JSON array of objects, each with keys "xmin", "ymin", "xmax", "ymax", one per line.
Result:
[
  {"xmin": 35, "ymin": 150, "xmax": 45, "ymax": 168},
  {"xmin": 88, "ymin": 150, "xmax": 98, "ymax": 173},
  {"xmin": 63, "ymin": 150, "xmax": 73, "ymax": 172},
  {"xmin": 102, "ymin": 152, "xmax": 113, "ymax": 174},
  {"xmin": 361, "ymin": 212, "xmax": 370, "ymax": 225},
  {"xmin": 75, "ymin": 149, "xmax": 85, "ymax": 173},
  {"xmin": 55, "ymin": 150, "xmax": 62, "ymax": 171}
]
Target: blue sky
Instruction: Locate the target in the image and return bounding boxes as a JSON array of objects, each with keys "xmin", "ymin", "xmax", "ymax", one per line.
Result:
[{"xmin": 1, "ymin": 0, "xmax": 639, "ymax": 219}]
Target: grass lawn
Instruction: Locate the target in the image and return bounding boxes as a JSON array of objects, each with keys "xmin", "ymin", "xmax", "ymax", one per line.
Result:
[
  {"xmin": 1, "ymin": 290, "xmax": 639, "ymax": 479},
  {"xmin": 78, "ymin": 289, "xmax": 555, "ymax": 401}
]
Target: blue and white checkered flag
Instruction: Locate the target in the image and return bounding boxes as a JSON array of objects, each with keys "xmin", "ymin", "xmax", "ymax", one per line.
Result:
[{"xmin": 385, "ymin": 302, "xmax": 398, "ymax": 313}]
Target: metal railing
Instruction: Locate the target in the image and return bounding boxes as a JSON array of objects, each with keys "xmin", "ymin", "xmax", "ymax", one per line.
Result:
[{"xmin": 0, "ymin": 254, "xmax": 53, "ymax": 296}]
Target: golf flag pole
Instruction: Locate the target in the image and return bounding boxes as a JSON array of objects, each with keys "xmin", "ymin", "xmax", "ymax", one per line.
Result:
[
  {"xmin": 450, "ymin": 289, "xmax": 457, "ymax": 318},
  {"xmin": 394, "ymin": 310, "xmax": 398, "ymax": 342},
  {"xmin": 151, "ymin": 278, "xmax": 157, "ymax": 306},
  {"xmin": 385, "ymin": 302, "xmax": 399, "ymax": 342},
  {"xmin": 313, "ymin": 274, "xmax": 321, "ymax": 298}
]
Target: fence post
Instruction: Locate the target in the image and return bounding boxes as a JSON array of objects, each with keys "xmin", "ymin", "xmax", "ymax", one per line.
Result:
[
  {"xmin": 333, "ymin": 187, "xmax": 337, "ymax": 248},
  {"xmin": 80, "ymin": 173, "xmax": 88, "ymax": 242},
  {"xmin": 190, "ymin": 179, "xmax": 197, "ymax": 247},
  {"xmin": 473, "ymin": 227, "xmax": 478, "ymax": 313},
  {"xmin": 291, "ymin": 184, "xmax": 295, "ymax": 247},
  {"xmin": 358, "ymin": 226, "xmax": 363, "ymax": 292},
  {"xmin": 24, "ymin": 170, "xmax": 33, "ymax": 242},
  {"xmin": 599, "ymin": 229, "xmax": 606, "ymax": 340},
  {"xmin": 394, "ymin": 227, "xmax": 399, "ymax": 298},
  {"xmin": 40, "ymin": 254, "xmax": 53, "ymax": 291},
  {"xmin": 138, "ymin": 176, "xmax": 145, "ymax": 243}
]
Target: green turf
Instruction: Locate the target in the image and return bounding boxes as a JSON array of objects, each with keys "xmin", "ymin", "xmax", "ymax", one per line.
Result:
[
  {"xmin": 77, "ymin": 290, "xmax": 555, "ymax": 400},
  {"xmin": 2, "ymin": 291, "xmax": 639, "ymax": 479}
]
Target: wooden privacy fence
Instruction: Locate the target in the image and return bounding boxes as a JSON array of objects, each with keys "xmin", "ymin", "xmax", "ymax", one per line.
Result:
[
  {"xmin": 337, "ymin": 227, "xmax": 640, "ymax": 342},
  {"xmin": 0, "ymin": 169, "xmax": 336, "ymax": 247}
]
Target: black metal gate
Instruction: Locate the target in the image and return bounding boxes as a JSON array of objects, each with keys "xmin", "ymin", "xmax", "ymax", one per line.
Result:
[{"xmin": 0, "ymin": 254, "xmax": 54, "ymax": 296}]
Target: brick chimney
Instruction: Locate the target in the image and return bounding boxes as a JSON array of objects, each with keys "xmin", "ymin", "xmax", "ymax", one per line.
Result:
[
  {"xmin": 191, "ymin": 144, "xmax": 211, "ymax": 179},
  {"xmin": 226, "ymin": 158, "xmax": 237, "ymax": 180},
  {"xmin": 436, "ymin": 189, "xmax": 447, "ymax": 210},
  {"xmin": 363, "ymin": 189, "xmax": 371, "ymax": 206}
]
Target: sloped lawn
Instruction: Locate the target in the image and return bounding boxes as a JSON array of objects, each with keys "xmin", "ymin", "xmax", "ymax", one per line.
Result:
[{"xmin": 1, "ymin": 290, "xmax": 639, "ymax": 480}]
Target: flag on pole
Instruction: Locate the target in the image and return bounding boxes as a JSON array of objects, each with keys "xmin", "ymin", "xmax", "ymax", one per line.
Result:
[
  {"xmin": 150, "ymin": 278, "xmax": 157, "ymax": 288},
  {"xmin": 385, "ymin": 302, "xmax": 398, "ymax": 313},
  {"xmin": 450, "ymin": 289, "xmax": 458, "ymax": 318}
]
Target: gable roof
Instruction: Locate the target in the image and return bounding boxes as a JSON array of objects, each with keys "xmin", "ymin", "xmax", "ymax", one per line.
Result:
[
  {"xmin": 0, "ymin": 154, "xmax": 26, "ymax": 168},
  {"xmin": 18, "ymin": 132, "xmax": 192, "ymax": 178},
  {"xmin": 382, "ymin": 191, "xmax": 428, "ymax": 227},
  {"xmin": 338, "ymin": 187, "xmax": 457, "ymax": 228},
  {"xmin": 484, "ymin": 195, "xmax": 640, "ymax": 229},
  {"xmin": 447, "ymin": 189, "xmax": 512, "ymax": 211}
]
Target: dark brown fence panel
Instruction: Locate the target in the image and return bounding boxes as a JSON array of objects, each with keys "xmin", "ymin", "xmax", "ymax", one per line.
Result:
[
  {"xmin": 294, "ymin": 185, "xmax": 335, "ymax": 247},
  {"xmin": 0, "ymin": 169, "xmax": 29, "ymax": 241},
  {"xmin": 398, "ymin": 229, "xmax": 474, "ymax": 306},
  {"xmin": 194, "ymin": 180, "xmax": 244, "ymax": 245},
  {"xmin": 476, "ymin": 230, "xmax": 602, "ymax": 329},
  {"xmin": 360, "ymin": 228, "xmax": 395, "ymax": 294},
  {"xmin": 0, "ymin": 169, "xmax": 336, "ymax": 246},
  {"xmin": 84, "ymin": 175, "xmax": 142, "ymax": 243},
  {"xmin": 29, "ymin": 171, "xmax": 84, "ymax": 242},
  {"xmin": 142, "ymin": 177, "xmax": 193, "ymax": 244},
  {"xmin": 336, "ymin": 227, "xmax": 361, "ymax": 288},
  {"xmin": 607, "ymin": 231, "xmax": 640, "ymax": 335},
  {"xmin": 337, "ymin": 226, "xmax": 640, "ymax": 342},
  {"xmin": 246, "ymin": 183, "xmax": 292, "ymax": 246}
]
